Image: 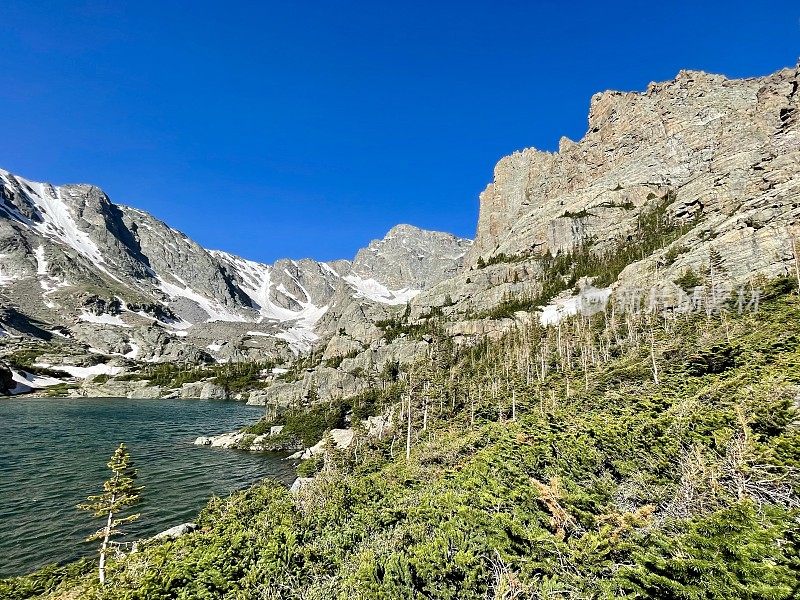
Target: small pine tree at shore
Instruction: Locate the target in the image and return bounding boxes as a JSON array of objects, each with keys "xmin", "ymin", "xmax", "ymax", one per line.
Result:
[{"xmin": 77, "ymin": 443, "xmax": 142, "ymax": 585}]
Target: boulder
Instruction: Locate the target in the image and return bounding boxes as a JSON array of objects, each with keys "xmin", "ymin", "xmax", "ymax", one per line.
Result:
[
  {"xmin": 193, "ymin": 431, "xmax": 246, "ymax": 448},
  {"xmin": 152, "ymin": 522, "xmax": 198, "ymax": 541},
  {"xmin": 290, "ymin": 477, "xmax": 314, "ymax": 494},
  {"xmin": 200, "ymin": 382, "xmax": 227, "ymax": 399}
]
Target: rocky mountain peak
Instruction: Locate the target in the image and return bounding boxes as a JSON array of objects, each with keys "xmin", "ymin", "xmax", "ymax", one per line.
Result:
[
  {"xmin": 0, "ymin": 169, "xmax": 468, "ymax": 362},
  {"xmin": 352, "ymin": 224, "xmax": 471, "ymax": 290}
]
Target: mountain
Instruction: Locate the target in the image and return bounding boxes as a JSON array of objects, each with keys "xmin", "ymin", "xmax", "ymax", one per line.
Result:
[
  {"xmin": 243, "ymin": 62, "xmax": 800, "ymax": 407},
  {"xmin": 1, "ymin": 62, "xmax": 798, "ymax": 402},
  {"xmin": 413, "ymin": 62, "xmax": 800, "ymax": 317},
  {"xmin": 0, "ymin": 169, "xmax": 470, "ymax": 368},
  {"xmin": 5, "ymin": 63, "xmax": 800, "ymax": 600}
]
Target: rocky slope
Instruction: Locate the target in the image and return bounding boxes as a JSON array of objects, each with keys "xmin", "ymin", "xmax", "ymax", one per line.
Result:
[
  {"xmin": 413, "ymin": 63, "xmax": 800, "ymax": 316},
  {"xmin": 470, "ymin": 64, "xmax": 798, "ymax": 278},
  {"xmin": 0, "ymin": 169, "xmax": 469, "ymax": 380},
  {"xmin": 245, "ymin": 62, "xmax": 800, "ymax": 407}
]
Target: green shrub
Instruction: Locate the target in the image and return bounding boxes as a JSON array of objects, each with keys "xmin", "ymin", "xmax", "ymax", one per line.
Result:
[
  {"xmin": 9, "ymin": 278, "xmax": 800, "ymax": 600},
  {"xmin": 296, "ymin": 455, "xmax": 324, "ymax": 477},
  {"xmin": 674, "ymin": 267, "xmax": 703, "ymax": 291},
  {"xmin": 685, "ymin": 344, "xmax": 741, "ymax": 376}
]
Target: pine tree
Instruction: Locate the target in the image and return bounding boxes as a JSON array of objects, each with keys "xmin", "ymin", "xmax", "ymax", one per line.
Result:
[{"xmin": 77, "ymin": 443, "xmax": 143, "ymax": 585}]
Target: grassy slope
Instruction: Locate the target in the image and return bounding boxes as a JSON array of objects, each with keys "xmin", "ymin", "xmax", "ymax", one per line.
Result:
[{"xmin": 3, "ymin": 280, "xmax": 800, "ymax": 599}]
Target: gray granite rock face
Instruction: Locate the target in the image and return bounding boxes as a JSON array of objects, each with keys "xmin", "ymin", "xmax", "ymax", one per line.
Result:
[
  {"xmin": 352, "ymin": 224, "xmax": 471, "ymax": 290},
  {"xmin": 295, "ymin": 63, "xmax": 800, "ymax": 406},
  {"xmin": 464, "ymin": 64, "xmax": 800, "ymax": 290},
  {"xmin": 6, "ymin": 64, "xmax": 798, "ymax": 408}
]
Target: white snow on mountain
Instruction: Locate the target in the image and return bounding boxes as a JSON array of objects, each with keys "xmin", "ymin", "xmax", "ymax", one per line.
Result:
[
  {"xmin": 0, "ymin": 169, "xmax": 106, "ymax": 267},
  {"xmin": 343, "ymin": 275, "xmax": 420, "ymax": 305},
  {"xmin": 0, "ymin": 167, "xmax": 470, "ymax": 361},
  {"xmin": 158, "ymin": 277, "xmax": 247, "ymax": 323},
  {"xmin": 276, "ymin": 324, "xmax": 319, "ymax": 354},
  {"xmin": 538, "ymin": 286, "xmax": 612, "ymax": 326},
  {"xmin": 78, "ymin": 310, "xmax": 130, "ymax": 327},
  {"xmin": 211, "ymin": 251, "xmax": 329, "ymax": 325}
]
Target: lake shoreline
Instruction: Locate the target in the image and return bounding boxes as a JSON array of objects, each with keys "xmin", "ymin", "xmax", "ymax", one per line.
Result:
[{"xmin": 0, "ymin": 397, "xmax": 294, "ymax": 577}]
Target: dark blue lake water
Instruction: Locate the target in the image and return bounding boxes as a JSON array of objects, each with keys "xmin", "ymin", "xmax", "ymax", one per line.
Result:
[{"xmin": 0, "ymin": 397, "xmax": 294, "ymax": 577}]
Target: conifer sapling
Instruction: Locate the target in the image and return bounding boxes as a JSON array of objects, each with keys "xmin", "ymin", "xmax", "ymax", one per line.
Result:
[{"xmin": 77, "ymin": 443, "xmax": 142, "ymax": 585}]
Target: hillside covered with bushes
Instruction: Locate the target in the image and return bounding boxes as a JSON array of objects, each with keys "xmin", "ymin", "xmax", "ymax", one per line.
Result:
[{"xmin": 4, "ymin": 276, "xmax": 799, "ymax": 599}]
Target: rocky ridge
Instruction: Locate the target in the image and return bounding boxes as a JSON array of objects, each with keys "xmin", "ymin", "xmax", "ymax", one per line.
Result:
[
  {"xmin": 0, "ymin": 170, "xmax": 469, "ymax": 390},
  {"xmin": 3, "ymin": 63, "xmax": 799, "ymax": 406}
]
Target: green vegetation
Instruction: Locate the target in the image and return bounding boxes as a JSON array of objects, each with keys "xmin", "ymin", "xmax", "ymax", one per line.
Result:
[
  {"xmin": 478, "ymin": 192, "xmax": 701, "ymax": 320},
  {"xmin": 0, "ymin": 560, "xmax": 93, "ymax": 600},
  {"xmin": 376, "ymin": 312, "xmax": 443, "ymax": 343},
  {"xmin": 5, "ymin": 275, "xmax": 799, "ymax": 599},
  {"xmin": 485, "ymin": 252, "xmax": 530, "ymax": 266},
  {"xmin": 4, "ymin": 348, "xmax": 43, "ymax": 369},
  {"xmin": 246, "ymin": 385, "xmax": 403, "ymax": 448},
  {"xmin": 116, "ymin": 360, "xmax": 276, "ymax": 395},
  {"xmin": 663, "ymin": 243, "xmax": 689, "ymax": 265},
  {"xmin": 473, "ymin": 251, "xmax": 532, "ymax": 269},
  {"xmin": 325, "ymin": 349, "xmax": 361, "ymax": 369},
  {"xmin": 2, "ymin": 347, "xmax": 72, "ymax": 379},
  {"xmin": 674, "ymin": 267, "xmax": 703, "ymax": 291},
  {"xmin": 77, "ymin": 444, "xmax": 142, "ymax": 585},
  {"xmin": 562, "ymin": 208, "xmax": 593, "ymax": 218},
  {"xmin": 597, "ymin": 199, "xmax": 636, "ymax": 211},
  {"xmin": 41, "ymin": 382, "xmax": 79, "ymax": 397}
]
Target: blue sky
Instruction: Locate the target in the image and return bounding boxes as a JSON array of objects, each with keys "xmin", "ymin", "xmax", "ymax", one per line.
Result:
[{"xmin": 1, "ymin": 1, "xmax": 798, "ymax": 263}]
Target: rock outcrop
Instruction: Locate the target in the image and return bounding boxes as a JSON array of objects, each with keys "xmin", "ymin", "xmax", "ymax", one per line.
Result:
[
  {"xmin": 264, "ymin": 63, "xmax": 800, "ymax": 406},
  {"xmin": 351, "ymin": 224, "xmax": 471, "ymax": 290},
  {"xmin": 5, "ymin": 63, "xmax": 799, "ymax": 408},
  {"xmin": 464, "ymin": 64, "xmax": 800, "ymax": 287}
]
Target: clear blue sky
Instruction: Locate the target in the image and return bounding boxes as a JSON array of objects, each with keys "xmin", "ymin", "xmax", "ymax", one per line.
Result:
[{"xmin": 1, "ymin": 1, "xmax": 797, "ymax": 263}]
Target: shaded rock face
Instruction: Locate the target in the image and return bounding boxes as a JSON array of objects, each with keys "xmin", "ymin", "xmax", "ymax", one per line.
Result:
[{"xmin": 0, "ymin": 361, "xmax": 13, "ymax": 394}]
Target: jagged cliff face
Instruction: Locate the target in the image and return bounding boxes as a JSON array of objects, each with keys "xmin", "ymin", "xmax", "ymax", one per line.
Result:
[
  {"xmin": 0, "ymin": 169, "xmax": 469, "ymax": 362},
  {"xmin": 465, "ymin": 64, "xmax": 799, "ymax": 284},
  {"xmin": 258, "ymin": 65, "xmax": 800, "ymax": 408}
]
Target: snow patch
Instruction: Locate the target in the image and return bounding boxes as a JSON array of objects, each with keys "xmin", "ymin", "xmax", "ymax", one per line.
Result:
[
  {"xmin": 538, "ymin": 286, "xmax": 612, "ymax": 326},
  {"xmin": 11, "ymin": 369, "xmax": 64, "ymax": 389},
  {"xmin": 34, "ymin": 362, "xmax": 122, "ymax": 379},
  {"xmin": 158, "ymin": 278, "xmax": 247, "ymax": 323},
  {"xmin": 78, "ymin": 311, "xmax": 130, "ymax": 327},
  {"xmin": 34, "ymin": 245, "xmax": 48, "ymax": 276},
  {"xmin": 276, "ymin": 325, "xmax": 319, "ymax": 354},
  {"xmin": 210, "ymin": 252, "xmax": 329, "ymax": 347},
  {"xmin": 344, "ymin": 275, "xmax": 420, "ymax": 305},
  {"xmin": 0, "ymin": 171, "xmax": 113, "ymax": 274}
]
